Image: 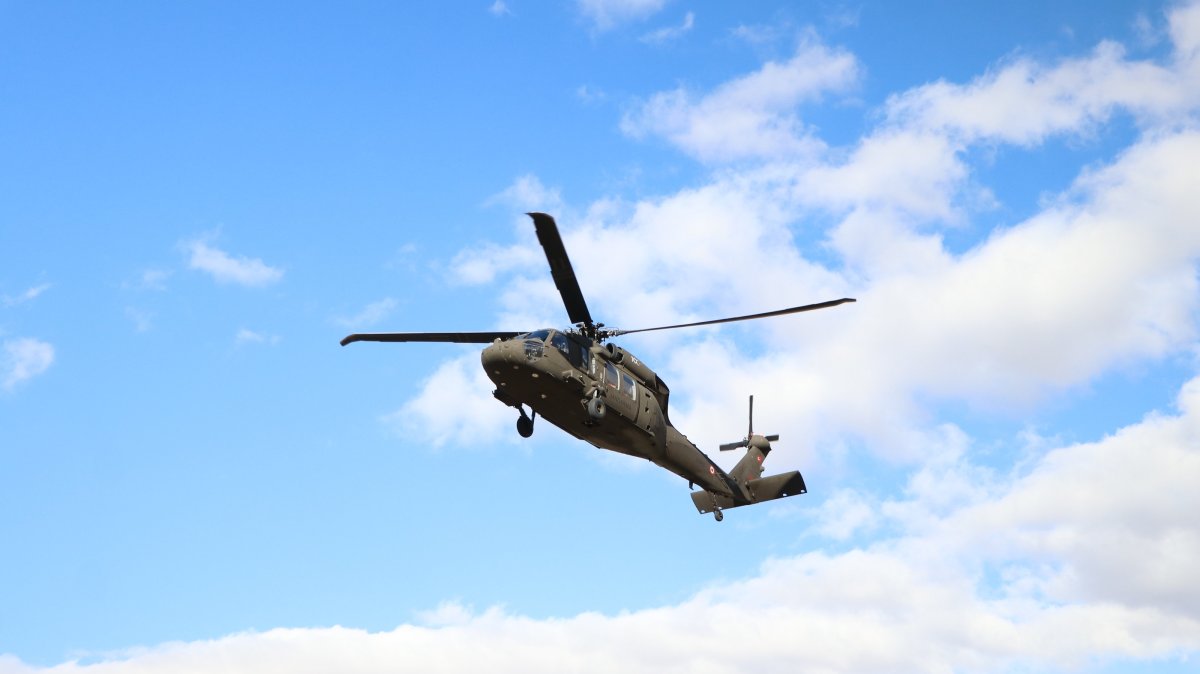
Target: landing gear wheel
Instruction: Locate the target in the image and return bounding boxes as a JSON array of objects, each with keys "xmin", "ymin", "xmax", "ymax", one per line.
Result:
[
  {"xmin": 516, "ymin": 410, "xmax": 535, "ymax": 438},
  {"xmin": 713, "ymin": 509, "xmax": 724, "ymax": 522},
  {"xmin": 586, "ymin": 395, "xmax": 606, "ymax": 420}
]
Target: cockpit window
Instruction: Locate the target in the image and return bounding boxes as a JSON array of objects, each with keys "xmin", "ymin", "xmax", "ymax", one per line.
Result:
[
  {"xmin": 621, "ymin": 373, "xmax": 637, "ymax": 401},
  {"xmin": 517, "ymin": 329, "xmax": 552, "ymax": 342},
  {"xmin": 553, "ymin": 333, "xmax": 590, "ymax": 370},
  {"xmin": 573, "ymin": 340, "xmax": 590, "ymax": 371}
]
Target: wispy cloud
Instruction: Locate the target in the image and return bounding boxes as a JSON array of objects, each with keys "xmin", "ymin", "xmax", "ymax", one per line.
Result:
[
  {"xmin": 577, "ymin": 0, "xmax": 669, "ymax": 31},
  {"xmin": 575, "ymin": 84, "xmax": 607, "ymax": 104},
  {"xmin": 485, "ymin": 174, "xmax": 564, "ymax": 212},
  {"xmin": 120, "ymin": 269, "xmax": 171, "ymax": 292},
  {"xmin": 139, "ymin": 269, "xmax": 170, "ymax": 291},
  {"xmin": 235, "ymin": 328, "xmax": 281, "ymax": 346},
  {"xmin": 185, "ymin": 239, "xmax": 284, "ymax": 287},
  {"xmin": 488, "ymin": 1, "xmax": 511, "ymax": 17},
  {"xmin": 621, "ymin": 38, "xmax": 860, "ymax": 162},
  {"xmin": 639, "ymin": 11, "xmax": 693, "ymax": 44},
  {"xmin": 1, "ymin": 283, "xmax": 51, "ymax": 307},
  {"xmin": 334, "ymin": 298, "xmax": 398, "ymax": 329},
  {"xmin": 125, "ymin": 307, "xmax": 153, "ymax": 333},
  {"xmin": 2, "ymin": 337, "xmax": 54, "ymax": 391}
]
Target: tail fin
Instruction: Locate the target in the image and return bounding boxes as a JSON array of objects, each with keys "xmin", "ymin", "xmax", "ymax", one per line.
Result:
[{"xmin": 729, "ymin": 445, "xmax": 767, "ymax": 485}]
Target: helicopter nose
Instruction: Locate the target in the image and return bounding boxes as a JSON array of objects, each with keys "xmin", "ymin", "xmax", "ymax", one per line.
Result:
[{"xmin": 480, "ymin": 339, "xmax": 510, "ymax": 375}]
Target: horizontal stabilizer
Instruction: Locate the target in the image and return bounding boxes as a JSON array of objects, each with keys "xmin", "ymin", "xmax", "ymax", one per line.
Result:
[
  {"xmin": 690, "ymin": 470, "xmax": 807, "ymax": 515},
  {"xmin": 746, "ymin": 470, "xmax": 806, "ymax": 502},
  {"xmin": 691, "ymin": 490, "xmax": 737, "ymax": 514}
]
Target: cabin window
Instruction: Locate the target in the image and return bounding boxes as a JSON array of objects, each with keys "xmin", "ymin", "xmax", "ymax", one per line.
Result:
[
  {"xmin": 621, "ymin": 373, "xmax": 637, "ymax": 401},
  {"xmin": 605, "ymin": 362, "xmax": 619, "ymax": 391}
]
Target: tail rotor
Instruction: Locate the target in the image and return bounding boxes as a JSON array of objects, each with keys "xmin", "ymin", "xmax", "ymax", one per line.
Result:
[{"xmin": 719, "ymin": 395, "xmax": 778, "ymax": 451}]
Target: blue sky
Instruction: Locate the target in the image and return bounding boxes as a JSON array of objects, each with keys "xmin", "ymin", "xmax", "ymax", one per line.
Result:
[{"xmin": 3, "ymin": 1, "xmax": 1200, "ymax": 671}]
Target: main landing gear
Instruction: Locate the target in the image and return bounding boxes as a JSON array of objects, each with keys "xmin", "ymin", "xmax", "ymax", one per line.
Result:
[
  {"xmin": 586, "ymin": 393, "xmax": 606, "ymax": 420},
  {"xmin": 582, "ymin": 389, "xmax": 606, "ymax": 427},
  {"xmin": 516, "ymin": 407, "xmax": 536, "ymax": 438}
]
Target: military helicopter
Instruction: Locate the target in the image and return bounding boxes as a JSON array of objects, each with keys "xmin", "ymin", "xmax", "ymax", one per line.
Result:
[{"xmin": 342, "ymin": 213, "xmax": 855, "ymax": 521}]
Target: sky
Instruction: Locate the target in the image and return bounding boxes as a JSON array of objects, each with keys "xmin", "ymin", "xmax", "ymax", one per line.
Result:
[{"xmin": 2, "ymin": 0, "xmax": 1199, "ymax": 671}]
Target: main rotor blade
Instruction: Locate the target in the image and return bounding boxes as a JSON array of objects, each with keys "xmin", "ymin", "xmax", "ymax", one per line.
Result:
[
  {"xmin": 609, "ymin": 297, "xmax": 857, "ymax": 337},
  {"xmin": 528, "ymin": 212, "xmax": 593, "ymax": 327},
  {"xmin": 341, "ymin": 331, "xmax": 520, "ymax": 346}
]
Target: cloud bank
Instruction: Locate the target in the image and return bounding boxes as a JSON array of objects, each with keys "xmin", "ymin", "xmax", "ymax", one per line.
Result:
[{"xmin": 6, "ymin": 375, "xmax": 1198, "ymax": 672}]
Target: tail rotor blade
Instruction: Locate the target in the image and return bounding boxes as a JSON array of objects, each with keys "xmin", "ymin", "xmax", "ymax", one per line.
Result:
[
  {"xmin": 719, "ymin": 441, "xmax": 747, "ymax": 452},
  {"xmin": 765, "ymin": 434, "xmax": 779, "ymax": 442},
  {"xmin": 748, "ymin": 395, "xmax": 754, "ymax": 437}
]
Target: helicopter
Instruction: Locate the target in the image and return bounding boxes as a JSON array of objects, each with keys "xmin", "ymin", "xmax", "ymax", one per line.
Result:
[{"xmin": 342, "ymin": 213, "xmax": 855, "ymax": 521}]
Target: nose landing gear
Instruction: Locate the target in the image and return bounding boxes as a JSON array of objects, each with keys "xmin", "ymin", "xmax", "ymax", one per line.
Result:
[{"xmin": 516, "ymin": 407, "xmax": 536, "ymax": 438}]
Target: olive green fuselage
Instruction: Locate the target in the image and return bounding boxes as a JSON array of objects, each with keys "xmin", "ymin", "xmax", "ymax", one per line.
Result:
[{"xmin": 481, "ymin": 330, "xmax": 739, "ymax": 498}]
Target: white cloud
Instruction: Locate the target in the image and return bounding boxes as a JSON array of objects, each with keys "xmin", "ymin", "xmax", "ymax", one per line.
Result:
[
  {"xmin": 884, "ymin": 40, "xmax": 1200, "ymax": 147},
  {"xmin": 655, "ymin": 133, "xmax": 1200, "ymax": 462},
  {"xmin": 1, "ymin": 283, "xmax": 50, "ymax": 307},
  {"xmin": 802, "ymin": 488, "xmax": 880, "ymax": 540},
  {"xmin": 485, "ymin": 174, "xmax": 564, "ymax": 213},
  {"xmin": 1170, "ymin": 0, "xmax": 1200, "ymax": 62},
  {"xmin": 9, "ymin": 375, "xmax": 1200, "ymax": 672},
  {"xmin": 2, "ymin": 337, "xmax": 54, "ymax": 391},
  {"xmin": 120, "ymin": 269, "xmax": 170, "ymax": 292},
  {"xmin": 138, "ymin": 269, "xmax": 170, "ymax": 291},
  {"xmin": 795, "ymin": 130, "xmax": 968, "ymax": 221},
  {"xmin": 334, "ymin": 298, "xmax": 398, "ymax": 329},
  {"xmin": 235, "ymin": 328, "xmax": 281, "ymax": 346},
  {"xmin": 450, "ymin": 244, "xmax": 541, "ymax": 286},
  {"xmin": 125, "ymin": 307, "xmax": 153, "ymax": 333},
  {"xmin": 382, "ymin": 352, "xmax": 513, "ymax": 448},
  {"xmin": 185, "ymin": 240, "xmax": 284, "ymax": 287},
  {"xmin": 639, "ymin": 11, "xmax": 693, "ymax": 44},
  {"xmin": 621, "ymin": 39, "xmax": 860, "ymax": 162},
  {"xmin": 488, "ymin": 1, "xmax": 511, "ymax": 18},
  {"xmin": 575, "ymin": 84, "xmax": 607, "ymax": 104},
  {"xmin": 577, "ymin": 0, "xmax": 668, "ymax": 31},
  {"xmin": 626, "ymin": 5, "xmax": 1200, "ymax": 212}
]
